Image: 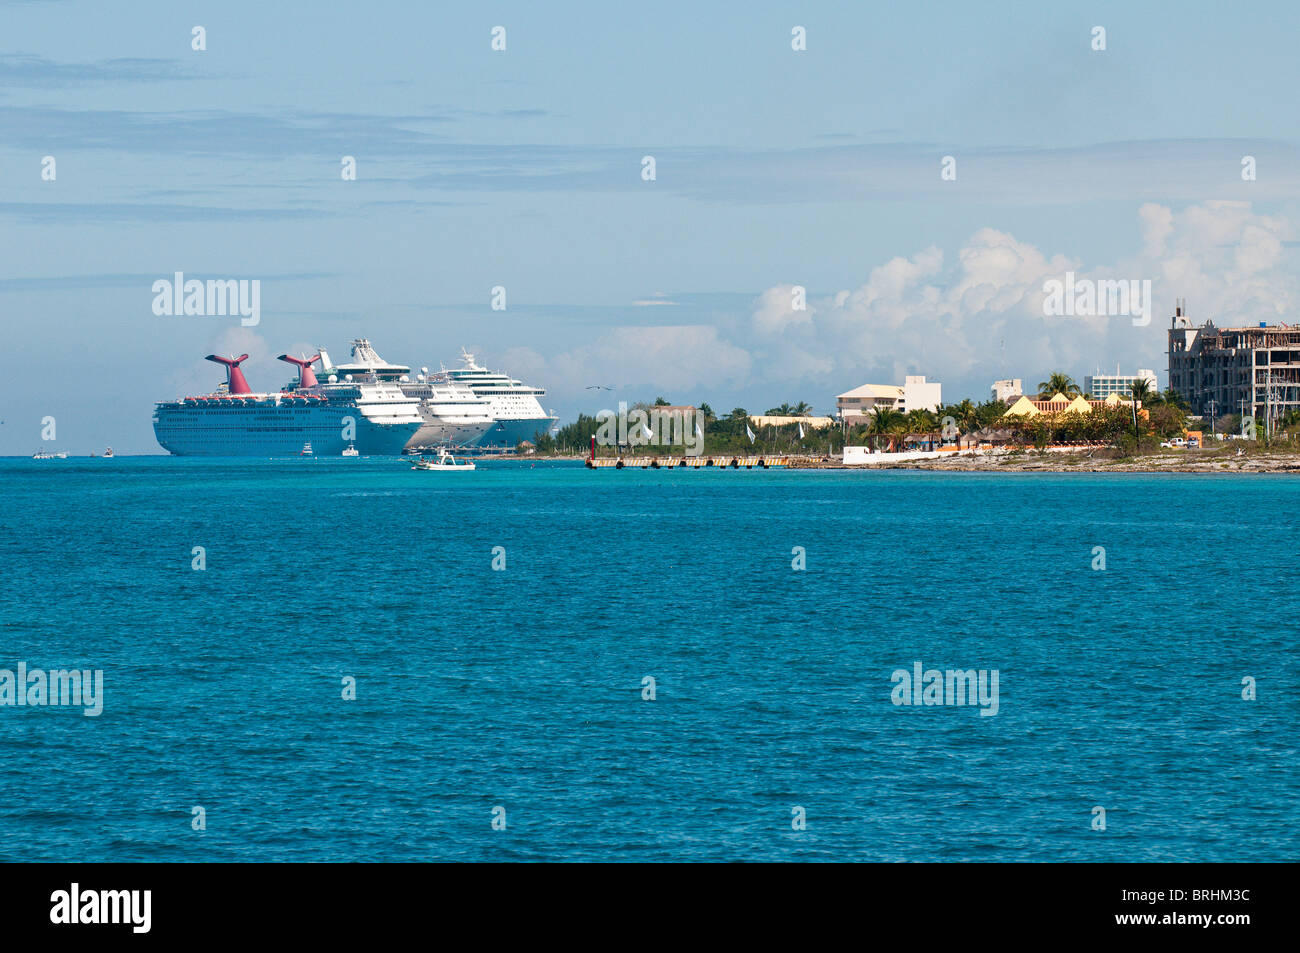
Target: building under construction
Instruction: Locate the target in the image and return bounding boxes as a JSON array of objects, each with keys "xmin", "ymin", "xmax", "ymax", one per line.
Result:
[{"xmin": 1168, "ymin": 301, "xmax": 1300, "ymax": 431}]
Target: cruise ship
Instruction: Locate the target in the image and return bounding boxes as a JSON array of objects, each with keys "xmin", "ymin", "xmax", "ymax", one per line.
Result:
[
  {"xmin": 152, "ymin": 352, "xmax": 423, "ymax": 456},
  {"xmin": 315, "ymin": 339, "xmax": 494, "ymax": 449},
  {"xmin": 441, "ymin": 349, "xmax": 557, "ymax": 447}
]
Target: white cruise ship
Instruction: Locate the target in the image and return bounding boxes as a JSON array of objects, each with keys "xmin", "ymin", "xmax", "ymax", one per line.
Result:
[
  {"xmin": 439, "ymin": 349, "xmax": 557, "ymax": 447},
  {"xmin": 316, "ymin": 339, "xmax": 493, "ymax": 449},
  {"xmin": 153, "ymin": 351, "xmax": 424, "ymax": 456}
]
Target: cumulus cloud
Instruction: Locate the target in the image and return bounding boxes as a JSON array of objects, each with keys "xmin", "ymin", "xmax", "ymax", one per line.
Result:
[
  {"xmin": 752, "ymin": 284, "xmax": 814, "ymax": 335},
  {"xmin": 496, "ymin": 202, "xmax": 1299, "ymax": 414},
  {"xmin": 745, "ymin": 201, "xmax": 1299, "ymax": 400}
]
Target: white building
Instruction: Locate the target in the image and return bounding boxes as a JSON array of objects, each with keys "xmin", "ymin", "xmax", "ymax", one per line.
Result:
[
  {"xmin": 900, "ymin": 375, "xmax": 941, "ymax": 413},
  {"xmin": 991, "ymin": 379, "xmax": 1023, "ymax": 403},
  {"xmin": 836, "ymin": 376, "xmax": 942, "ymax": 422},
  {"xmin": 1083, "ymin": 368, "xmax": 1158, "ymax": 398}
]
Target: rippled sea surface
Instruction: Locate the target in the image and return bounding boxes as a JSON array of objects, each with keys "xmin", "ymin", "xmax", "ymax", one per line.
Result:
[{"xmin": 1, "ymin": 458, "xmax": 1295, "ymax": 861}]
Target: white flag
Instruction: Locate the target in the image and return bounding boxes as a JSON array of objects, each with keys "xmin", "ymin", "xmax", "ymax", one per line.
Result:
[
  {"xmin": 641, "ymin": 422, "xmax": 653, "ymax": 441},
  {"xmin": 746, "ymin": 424, "xmax": 756, "ymax": 443},
  {"xmin": 695, "ymin": 421, "xmax": 703, "ymax": 438},
  {"xmin": 798, "ymin": 421, "xmax": 805, "ymax": 439}
]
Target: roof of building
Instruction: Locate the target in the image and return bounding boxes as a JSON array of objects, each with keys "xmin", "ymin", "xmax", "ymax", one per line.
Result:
[
  {"xmin": 836, "ymin": 383, "xmax": 903, "ymax": 400},
  {"xmin": 749, "ymin": 415, "xmax": 835, "ymax": 428},
  {"xmin": 1004, "ymin": 393, "xmax": 1136, "ymax": 417}
]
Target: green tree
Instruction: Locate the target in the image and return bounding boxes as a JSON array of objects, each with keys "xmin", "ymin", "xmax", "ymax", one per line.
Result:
[
  {"xmin": 1157, "ymin": 387, "xmax": 1189, "ymax": 411},
  {"xmin": 1129, "ymin": 378, "xmax": 1155, "ymax": 448},
  {"xmin": 976, "ymin": 398, "xmax": 1007, "ymax": 428},
  {"xmin": 869, "ymin": 405, "xmax": 905, "ymax": 451},
  {"xmin": 1037, "ymin": 372, "xmax": 1080, "ymax": 398},
  {"xmin": 1148, "ymin": 403, "xmax": 1187, "ymax": 439},
  {"xmin": 953, "ymin": 398, "xmax": 979, "ymax": 434},
  {"xmin": 905, "ymin": 409, "xmax": 937, "ymax": 448},
  {"xmin": 553, "ymin": 413, "xmax": 603, "ymax": 455}
]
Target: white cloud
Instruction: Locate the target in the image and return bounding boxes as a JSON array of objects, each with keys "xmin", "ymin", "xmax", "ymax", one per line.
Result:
[
  {"xmin": 479, "ymin": 202, "xmax": 1299, "ymax": 411},
  {"xmin": 746, "ymin": 201, "xmax": 1299, "ymax": 397},
  {"xmin": 752, "ymin": 284, "xmax": 814, "ymax": 336}
]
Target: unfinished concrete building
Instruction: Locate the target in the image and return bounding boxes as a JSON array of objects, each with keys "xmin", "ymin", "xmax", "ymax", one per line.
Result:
[{"xmin": 1168, "ymin": 301, "xmax": 1300, "ymax": 430}]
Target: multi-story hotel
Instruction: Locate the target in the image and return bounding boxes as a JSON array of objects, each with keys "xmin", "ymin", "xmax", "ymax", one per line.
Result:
[
  {"xmin": 1167, "ymin": 303, "xmax": 1300, "ymax": 427},
  {"xmin": 1083, "ymin": 368, "xmax": 1158, "ymax": 399},
  {"xmin": 991, "ymin": 379, "xmax": 1023, "ymax": 403},
  {"xmin": 836, "ymin": 376, "xmax": 942, "ymax": 422}
]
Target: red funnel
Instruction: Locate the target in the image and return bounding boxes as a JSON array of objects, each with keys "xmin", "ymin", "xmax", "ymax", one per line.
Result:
[
  {"xmin": 205, "ymin": 354, "xmax": 252, "ymax": 395},
  {"xmin": 278, "ymin": 353, "xmax": 321, "ymax": 388}
]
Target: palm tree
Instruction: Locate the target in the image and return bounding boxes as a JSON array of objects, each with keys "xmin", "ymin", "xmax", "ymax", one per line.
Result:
[
  {"xmin": 792, "ymin": 401, "xmax": 813, "ymax": 416},
  {"xmin": 911, "ymin": 408, "xmax": 937, "ymax": 430},
  {"xmin": 1037, "ymin": 372, "xmax": 1080, "ymax": 398},
  {"xmin": 976, "ymin": 399, "xmax": 1005, "ymax": 428},
  {"xmin": 869, "ymin": 405, "xmax": 905, "ymax": 451},
  {"xmin": 954, "ymin": 399, "xmax": 979, "ymax": 435},
  {"xmin": 766, "ymin": 403, "xmax": 795, "ymax": 416},
  {"xmin": 1129, "ymin": 379, "xmax": 1154, "ymax": 448},
  {"xmin": 698, "ymin": 402, "xmax": 716, "ymax": 424},
  {"xmin": 889, "ymin": 418, "xmax": 911, "ymax": 451},
  {"xmin": 728, "ymin": 407, "xmax": 748, "ymax": 423},
  {"xmin": 906, "ymin": 409, "xmax": 936, "ymax": 449},
  {"xmin": 1152, "ymin": 386, "xmax": 1188, "ymax": 411}
]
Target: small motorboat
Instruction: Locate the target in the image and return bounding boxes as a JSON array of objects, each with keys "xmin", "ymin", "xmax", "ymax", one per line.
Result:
[
  {"xmin": 300, "ymin": 442, "xmax": 313, "ymax": 456},
  {"xmin": 341, "ymin": 443, "xmax": 359, "ymax": 457},
  {"xmin": 411, "ymin": 447, "xmax": 476, "ymax": 471},
  {"xmin": 33, "ymin": 449, "xmax": 67, "ymax": 459},
  {"xmin": 103, "ymin": 447, "xmax": 114, "ymax": 458}
]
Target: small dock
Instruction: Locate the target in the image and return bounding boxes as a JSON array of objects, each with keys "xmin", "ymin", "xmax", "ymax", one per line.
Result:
[{"xmin": 587, "ymin": 454, "xmax": 838, "ymax": 470}]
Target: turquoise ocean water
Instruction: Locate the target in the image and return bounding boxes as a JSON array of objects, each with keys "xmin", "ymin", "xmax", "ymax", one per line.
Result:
[{"xmin": 0, "ymin": 458, "xmax": 1295, "ymax": 861}]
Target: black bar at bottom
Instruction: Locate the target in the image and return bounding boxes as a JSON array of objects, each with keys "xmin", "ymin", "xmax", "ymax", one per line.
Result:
[{"xmin": 0, "ymin": 862, "xmax": 1278, "ymax": 940}]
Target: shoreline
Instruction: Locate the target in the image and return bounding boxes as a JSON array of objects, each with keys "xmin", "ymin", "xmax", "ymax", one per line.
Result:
[
  {"xmin": 13, "ymin": 451, "xmax": 1300, "ymax": 473},
  {"xmin": 540, "ymin": 448, "xmax": 1300, "ymax": 473}
]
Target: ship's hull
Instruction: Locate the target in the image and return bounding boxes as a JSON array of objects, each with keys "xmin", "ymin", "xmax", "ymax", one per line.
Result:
[
  {"xmin": 408, "ymin": 417, "xmax": 493, "ymax": 449},
  {"xmin": 153, "ymin": 402, "xmax": 419, "ymax": 456},
  {"xmin": 472, "ymin": 416, "xmax": 558, "ymax": 448}
]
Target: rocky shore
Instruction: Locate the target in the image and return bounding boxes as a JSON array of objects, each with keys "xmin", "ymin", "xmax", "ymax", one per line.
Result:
[{"xmin": 875, "ymin": 447, "xmax": 1300, "ymax": 473}]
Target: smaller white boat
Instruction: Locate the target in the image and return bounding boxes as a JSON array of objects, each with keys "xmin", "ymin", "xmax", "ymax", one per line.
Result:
[
  {"xmin": 411, "ymin": 447, "xmax": 475, "ymax": 471},
  {"xmin": 341, "ymin": 443, "xmax": 359, "ymax": 457},
  {"xmin": 300, "ymin": 442, "xmax": 313, "ymax": 456},
  {"xmin": 103, "ymin": 447, "xmax": 114, "ymax": 458}
]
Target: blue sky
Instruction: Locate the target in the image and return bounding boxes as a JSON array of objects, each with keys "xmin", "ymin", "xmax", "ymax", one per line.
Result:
[{"xmin": 4, "ymin": 0, "xmax": 1300, "ymax": 452}]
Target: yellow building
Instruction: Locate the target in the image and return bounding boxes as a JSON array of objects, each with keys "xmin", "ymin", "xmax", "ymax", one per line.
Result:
[
  {"xmin": 748, "ymin": 414, "xmax": 836, "ymax": 429},
  {"xmin": 1003, "ymin": 392, "xmax": 1136, "ymax": 417}
]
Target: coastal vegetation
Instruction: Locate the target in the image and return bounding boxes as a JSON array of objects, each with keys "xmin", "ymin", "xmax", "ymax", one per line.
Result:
[{"xmin": 529, "ymin": 384, "xmax": 1300, "ymax": 461}]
